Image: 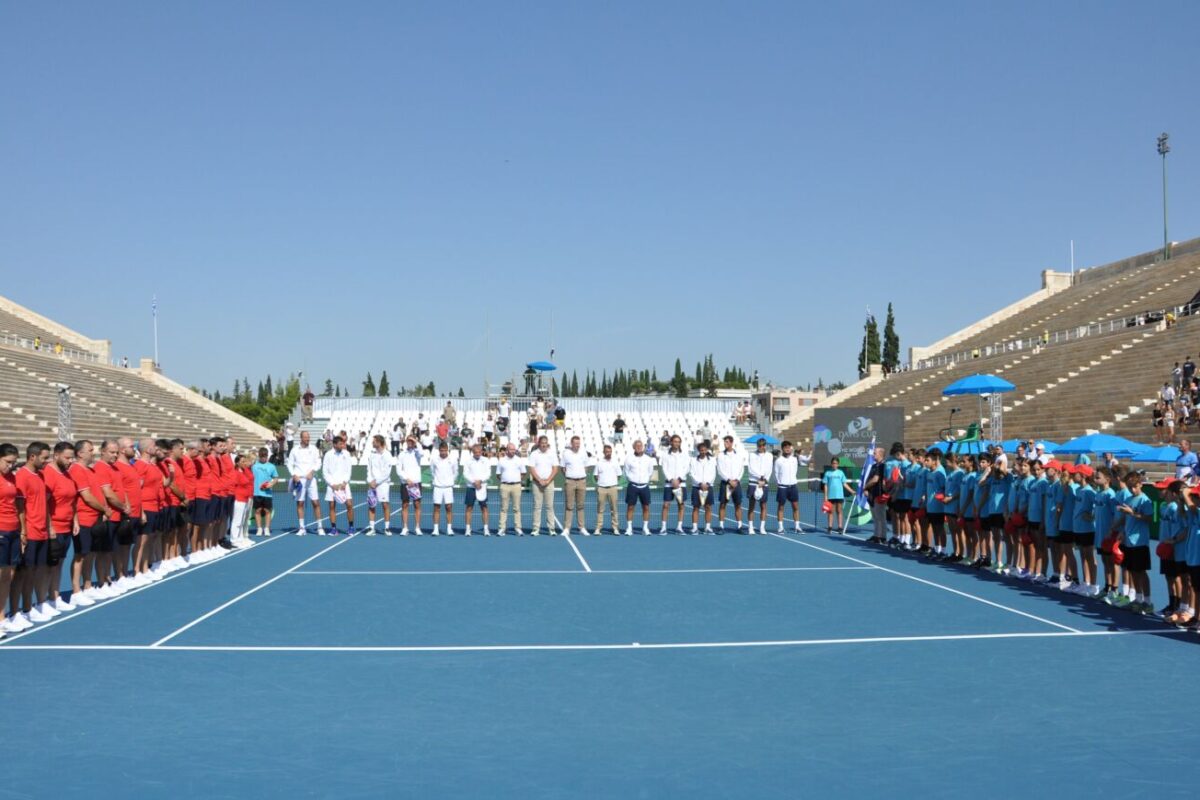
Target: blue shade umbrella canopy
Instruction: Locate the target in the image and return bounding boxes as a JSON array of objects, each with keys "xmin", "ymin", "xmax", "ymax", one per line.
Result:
[
  {"xmin": 744, "ymin": 433, "xmax": 781, "ymax": 446},
  {"xmin": 926, "ymin": 440, "xmax": 992, "ymax": 455},
  {"xmin": 1054, "ymin": 433, "xmax": 1147, "ymax": 458},
  {"xmin": 1000, "ymin": 438, "xmax": 1059, "ymax": 453},
  {"xmin": 942, "ymin": 374, "xmax": 1017, "ymax": 396},
  {"xmin": 1130, "ymin": 445, "xmax": 1183, "ymax": 463},
  {"xmin": 525, "ymin": 361, "xmax": 557, "ymax": 372}
]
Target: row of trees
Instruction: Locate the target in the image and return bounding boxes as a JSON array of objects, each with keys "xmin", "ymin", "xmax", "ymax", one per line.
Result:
[
  {"xmin": 192, "ymin": 374, "xmax": 302, "ymax": 432},
  {"xmin": 540, "ymin": 355, "xmax": 754, "ymax": 399},
  {"xmin": 315, "ymin": 375, "xmax": 464, "ymax": 398},
  {"xmin": 858, "ymin": 303, "xmax": 901, "ymax": 375}
]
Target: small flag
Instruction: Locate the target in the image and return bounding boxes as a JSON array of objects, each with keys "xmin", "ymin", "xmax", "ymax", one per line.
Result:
[
  {"xmin": 152, "ymin": 296, "xmax": 158, "ymax": 318},
  {"xmin": 853, "ymin": 435, "xmax": 877, "ymax": 511}
]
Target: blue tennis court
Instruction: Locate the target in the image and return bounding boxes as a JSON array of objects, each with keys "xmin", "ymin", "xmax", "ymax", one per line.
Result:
[{"xmin": 2, "ymin": 493, "xmax": 1196, "ymax": 797}]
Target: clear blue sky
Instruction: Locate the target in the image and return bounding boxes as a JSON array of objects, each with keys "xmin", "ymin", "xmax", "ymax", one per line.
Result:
[{"xmin": 3, "ymin": 1, "xmax": 1197, "ymax": 396}]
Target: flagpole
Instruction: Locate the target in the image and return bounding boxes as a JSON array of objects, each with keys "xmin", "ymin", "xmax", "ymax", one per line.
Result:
[
  {"xmin": 152, "ymin": 296, "xmax": 159, "ymax": 368},
  {"xmin": 843, "ymin": 435, "xmax": 876, "ymax": 536}
]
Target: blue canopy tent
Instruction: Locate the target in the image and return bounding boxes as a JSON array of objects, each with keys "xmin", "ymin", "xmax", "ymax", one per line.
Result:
[
  {"xmin": 1130, "ymin": 445, "xmax": 1183, "ymax": 463},
  {"xmin": 999, "ymin": 438, "xmax": 1059, "ymax": 454},
  {"xmin": 525, "ymin": 361, "xmax": 557, "ymax": 372},
  {"xmin": 744, "ymin": 433, "xmax": 781, "ymax": 446},
  {"xmin": 1054, "ymin": 433, "xmax": 1147, "ymax": 459}
]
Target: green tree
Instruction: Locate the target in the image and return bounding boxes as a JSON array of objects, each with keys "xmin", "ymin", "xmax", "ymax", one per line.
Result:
[
  {"xmin": 378, "ymin": 370, "xmax": 390, "ymax": 397},
  {"xmin": 458, "ymin": 387, "xmax": 465, "ymax": 397},
  {"xmin": 322, "ymin": 378, "xmax": 334, "ymax": 397},
  {"xmin": 362, "ymin": 372, "xmax": 376, "ymax": 397},
  {"xmin": 857, "ymin": 313, "xmax": 882, "ymax": 376},
  {"xmin": 882, "ymin": 302, "xmax": 900, "ymax": 372}
]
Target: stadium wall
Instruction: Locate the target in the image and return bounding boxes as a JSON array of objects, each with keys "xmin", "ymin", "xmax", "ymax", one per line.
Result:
[
  {"xmin": 1073, "ymin": 236, "xmax": 1200, "ymax": 284},
  {"xmin": 0, "ymin": 294, "xmax": 111, "ymax": 361},
  {"xmin": 135, "ymin": 358, "xmax": 274, "ymax": 440}
]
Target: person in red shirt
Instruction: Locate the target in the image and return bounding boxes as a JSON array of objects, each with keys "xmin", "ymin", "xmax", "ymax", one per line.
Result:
[
  {"xmin": 221, "ymin": 437, "xmax": 239, "ymax": 547},
  {"xmin": 15, "ymin": 442, "xmax": 53, "ymax": 624},
  {"xmin": 231, "ymin": 453, "xmax": 255, "ymax": 548},
  {"xmin": 133, "ymin": 438, "xmax": 164, "ymax": 582},
  {"xmin": 91, "ymin": 441, "xmax": 130, "ymax": 597},
  {"xmin": 43, "ymin": 441, "xmax": 78, "ymax": 613},
  {"xmin": 0, "ymin": 443, "xmax": 21, "ymax": 635},
  {"xmin": 194, "ymin": 439, "xmax": 219, "ymax": 562},
  {"xmin": 162, "ymin": 439, "xmax": 188, "ymax": 569},
  {"xmin": 68, "ymin": 440, "xmax": 108, "ymax": 605},
  {"xmin": 112, "ymin": 438, "xmax": 144, "ymax": 591}
]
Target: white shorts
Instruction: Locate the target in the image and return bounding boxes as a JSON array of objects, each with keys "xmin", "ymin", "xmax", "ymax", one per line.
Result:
[
  {"xmin": 296, "ymin": 477, "xmax": 320, "ymax": 502},
  {"xmin": 372, "ymin": 481, "xmax": 391, "ymax": 501},
  {"xmin": 432, "ymin": 486, "xmax": 454, "ymax": 506},
  {"xmin": 325, "ymin": 485, "xmax": 352, "ymax": 504}
]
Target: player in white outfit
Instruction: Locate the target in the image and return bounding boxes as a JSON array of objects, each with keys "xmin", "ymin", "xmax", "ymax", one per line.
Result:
[
  {"xmin": 365, "ymin": 435, "xmax": 394, "ymax": 535},
  {"xmin": 396, "ymin": 437, "xmax": 424, "ymax": 535},
  {"xmin": 429, "ymin": 442, "xmax": 460, "ymax": 536},
  {"xmin": 321, "ymin": 436, "xmax": 355, "ymax": 535},
  {"xmin": 286, "ymin": 431, "xmax": 323, "ymax": 535},
  {"xmin": 745, "ymin": 438, "xmax": 774, "ymax": 535},
  {"xmin": 461, "ymin": 443, "xmax": 494, "ymax": 536},
  {"xmin": 658, "ymin": 435, "xmax": 690, "ymax": 534}
]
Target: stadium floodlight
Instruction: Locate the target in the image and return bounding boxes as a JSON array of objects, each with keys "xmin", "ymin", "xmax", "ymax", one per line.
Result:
[{"xmin": 1158, "ymin": 132, "xmax": 1170, "ymax": 260}]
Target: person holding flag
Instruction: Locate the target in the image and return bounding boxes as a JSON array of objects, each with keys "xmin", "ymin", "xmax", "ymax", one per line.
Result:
[{"xmin": 861, "ymin": 441, "xmax": 888, "ymax": 543}]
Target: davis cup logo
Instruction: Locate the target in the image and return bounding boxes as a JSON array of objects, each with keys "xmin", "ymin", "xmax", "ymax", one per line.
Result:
[{"xmin": 815, "ymin": 417, "xmax": 874, "ymax": 457}]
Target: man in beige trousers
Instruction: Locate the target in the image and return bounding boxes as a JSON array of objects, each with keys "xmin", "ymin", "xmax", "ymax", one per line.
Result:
[
  {"xmin": 560, "ymin": 435, "xmax": 591, "ymax": 535},
  {"xmin": 527, "ymin": 436, "xmax": 562, "ymax": 535},
  {"xmin": 593, "ymin": 444, "xmax": 622, "ymax": 534},
  {"xmin": 496, "ymin": 443, "xmax": 526, "ymax": 535}
]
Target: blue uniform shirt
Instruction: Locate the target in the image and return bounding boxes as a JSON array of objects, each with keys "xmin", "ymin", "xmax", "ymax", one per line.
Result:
[
  {"xmin": 913, "ymin": 466, "xmax": 928, "ymax": 510},
  {"xmin": 823, "ymin": 469, "xmax": 847, "ymax": 501},
  {"xmin": 946, "ymin": 468, "xmax": 964, "ymax": 515},
  {"xmin": 1059, "ymin": 482, "xmax": 1077, "ymax": 533},
  {"xmin": 251, "ymin": 461, "xmax": 279, "ymax": 498},
  {"xmin": 961, "ymin": 472, "xmax": 978, "ymax": 519},
  {"xmin": 926, "ymin": 466, "xmax": 947, "ymax": 513},
  {"xmin": 1027, "ymin": 477, "xmax": 1046, "ymax": 521},
  {"xmin": 1072, "ymin": 484, "xmax": 1095, "ymax": 535},
  {"xmin": 1092, "ymin": 487, "xmax": 1116, "ymax": 548},
  {"xmin": 984, "ymin": 473, "xmax": 1010, "ymax": 517},
  {"xmin": 1124, "ymin": 492, "xmax": 1152, "ymax": 547}
]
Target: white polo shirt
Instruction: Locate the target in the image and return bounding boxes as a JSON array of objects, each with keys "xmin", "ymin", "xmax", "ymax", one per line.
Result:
[
  {"xmin": 690, "ymin": 455, "xmax": 716, "ymax": 485},
  {"xmin": 462, "ymin": 455, "xmax": 492, "ymax": 487},
  {"xmin": 497, "ymin": 455, "xmax": 526, "ymax": 483},
  {"xmin": 593, "ymin": 457, "xmax": 621, "ymax": 488},
  {"xmin": 430, "ymin": 453, "xmax": 459, "ymax": 488},
  {"xmin": 773, "ymin": 455, "xmax": 799, "ymax": 486},
  {"xmin": 658, "ymin": 450, "xmax": 689, "ymax": 483},
  {"xmin": 366, "ymin": 450, "xmax": 395, "ymax": 485},
  {"xmin": 623, "ymin": 453, "xmax": 656, "ymax": 486},
  {"xmin": 716, "ymin": 449, "xmax": 746, "ymax": 482},
  {"xmin": 499, "ymin": 402, "xmax": 511, "ymax": 418},
  {"xmin": 747, "ymin": 451, "xmax": 774, "ymax": 482},
  {"xmin": 287, "ymin": 444, "xmax": 322, "ymax": 479},
  {"xmin": 527, "ymin": 449, "xmax": 557, "ymax": 481},
  {"xmin": 321, "ymin": 449, "xmax": 353, "ymax": 488},
  {"xmin": 560, "ymin": 447, "xmax": 591, "ymax": 480}
]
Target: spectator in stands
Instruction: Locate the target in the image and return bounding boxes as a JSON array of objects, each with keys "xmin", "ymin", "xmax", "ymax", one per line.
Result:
[
  {"xmin": 460, "ymin": 421, "xmax": 474, "ymax": 445},
  {"xmin": 1166, "ymin": 403, "xmax": 1178, "ymax": 443},
  {"xmin": 1184, "ymin": 356, "xmax": 1196, "ymax": 387},
  {"xmin": 700, "ymin": 420, "xmax": 712, "ymax": 443},
  {"xmin": 120, "ymin": 356, "xmax": 129, "ymax": 368},
  {"xmin": 527, "ymin": 406, "xmax": 539, "ymax": 440},
  {"xmin": 390, "ymin": 421, "xmax": 403, "ymax": 457},
  {"xmin": 553, "ymin": 404, "xmax": 566, "ymax": 429},
  {"xmin": 284, "ymin": 422, "xmax": 295, "ymax": 456},
  {"xmin": 53, "ymin": 341, "xmax": 62, "ymax": 355},
  {"xmin": 1162, "ymin": 382, "xmax": 1176, "ymax": 405},
  {"xmin": 659, "ymin": 430, "xmax": 671, "ymax": 450},
  {"xmin": 1153, "ymin": 402, "xmax": 1166, "ymax": 443},
  {"xmin": 435, "ymin": 418, "xmax": 449, "ymax": 446},
  {"xmin": 497, "ymin": 397, "xmax": 511, "ymax": 434},
  {"xmin": 301, "ymin": 386, "xmax": 315, "ymax": 422},
  {"xmin": 1173, "ymin": 363, "xmax": 1183, "ymax": 392},
  {"xmin": 443, "ymin": 401, "xmax": 457, "ymax": 427},
  {"xmin": 482, "ymin": 413, "xmax": 495, "ymax": 443},
  {"xmin": 612, "ymin": 414, "xmax": 626, "ymax": 444}
]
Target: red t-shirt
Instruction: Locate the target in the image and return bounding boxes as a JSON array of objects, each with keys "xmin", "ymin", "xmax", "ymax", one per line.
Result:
[
  {"xmin": 193, "ymin": 456, "xmax": 212, "ymax": 500},
  {"xmin": 222, "ymin": 453, "xmax": 237, "ymax": 495},
  {"xmin": 134, "ymin": 459, "xmax": 161, "ymax": 512},
  {"xmin": 234, "ymin": 467, "xmax": 254, "ymax": 503},
  {"xmin": 115, "ymin": 460, "xmax": 143, "ymax": 517},
  {"xmin": 91, "ymin": 460, "xmax": 123, "ymax": 522},
  {"xmin": 69, "ymin": 462, "xmax": 103, "ymax": 527},
  {"xmin": 175, "ymin": 457, "xmax": 194, "ymax": 501},
  {"xmin": 159, "ymin": 460, "xmax": 179, "ymax": 507},
  {"xmin": 0, "ymin": 471, "xmax": 18, "ymax": 531},
  {"xmin": 44, "ymin": 464, "xmax": 77, "ymax": 535},
  {"xmin": 14, "ymin": 466, "xmax": 48, "ymax": 541},
  {"xmin": 206, "ymin": 455, "xmax": 225, "ymax": 497}
]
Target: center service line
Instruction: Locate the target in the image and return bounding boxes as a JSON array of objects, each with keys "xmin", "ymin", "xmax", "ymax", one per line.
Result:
[{"xmin": 563, "ymin": 532, "xmax": 592, "ymax": 572}]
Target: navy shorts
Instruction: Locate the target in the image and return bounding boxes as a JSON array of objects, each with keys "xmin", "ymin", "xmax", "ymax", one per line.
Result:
[
  {"xmin": 49, "ymin": 535, "xmax": 70, "ymax": 567},
  {"xmin": 253, "ymin": 496, "xmax": 274, "ymax": 511},
  {"xmin": 691, "ymin": 485, "xmax": 714, "ymax": 508},
  {"xmin": 115, "ymin": 519, "xmax": 136, "ymax": 546},
  {"xmin": 91, "ymin": 521, "xmax": 113, "ymax": 553},
  {"xmin": 745, "ymin": 482, "xmax": 769, "ymax": 506},
  {"xmin": 465, "ymin": 487, "xmax": 487, "ymax": 508},
  {"xmin": 23, "ymin": 538, "xmax": 50, "ymax": 567},
  {"xmin": 625, "ymin": 484, "xmax": 651, "ymax": 508},
  {"xmin": 197, "ymin": 498, "xmax": 215, "ymax": 525},
  {"xmin": 0, "ymin": 530, "xmax": 20, "ymax": 566},
  {"xmin": 662, "ymin": 483, "xmax": 686, "ymax": 502},
  {"xmin": 73, "ymin": 523, "xmax": 94, "ymax": 556},
  {"xmin": 224, "ymin": 495, "xmax": 235, "ymax": 517},
  {"xmin": 144, "ymin": 511, "xmax": 159, "ymax": 535},
  {"xmin": 719, "ymin": 480, "xmax": 742, "ymax": 506},
  {"xmin": 1122, "ymin": 544, "xmax": 1151, "ymax": 572},
  {"xmin": 776, "ymin": 484, "xmax": 799, "ymax": 504}
]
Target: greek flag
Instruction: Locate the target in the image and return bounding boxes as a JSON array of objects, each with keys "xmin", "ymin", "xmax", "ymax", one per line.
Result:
[{"xmin": 853, "ymin": 435, "xmax": 877, "ymax": 510}]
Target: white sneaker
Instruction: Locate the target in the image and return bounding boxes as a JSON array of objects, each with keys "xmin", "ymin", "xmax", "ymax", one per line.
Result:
[
  {"xmin": 464, "ymin": 529, "xmax": 472, "ymax": 537},
  {"xmin": 432, "ymin": 528, "xmax": 441, "ymax": 536},
  {"xmin": 147, "ymin": 569, "xmax": 164, "ymax": 582},
  {"xmin": 529, "ymin": 530, "xmax": 539, "ymax": 536},
  {"xmin": 447, "ymin": 527, "xmax": 456, "ymax": 536},
  {"xmin": 676, "ymin": 524, "xmax": 684, "ymax": 534},
  {"xmin": 296, "ymin": 528, "xmax": 307, "ymax": 536},
  {"xmin": 53, "ymin": 597, "xmax": 76, "ymax": 612},
  {"xmin": 484, "ymin": 528, "xmax": 492, "ymax": 536},
  {"xmin": 264, "ymin": 529, "xmax": 272, "ymax": 537},
  {"xmin": 499, "ymin": 529, "xmax": 508, "ymax": 537},
  {"xmin": 660, "ymin": 524, "xmax": 667, "ymax": 534},
  {"xmin": 317, "ymin": 528, "xmax": 328, "ymax": 536},
  {"xmin": 12, "ymin": 612, "xmax": 34, "ymax": 629},
  {"xmin": 28, "ymin": 607, "xmax": 52, "ymax": 623},
  {"xmin": 0, "ymin": 618, "xmax": 20, "ymax": 633},
  {"xmin": 624, "ymin": 525, "xmax": 633, "ymax": 536},
  {"xmin": 642, "ymin": 524, "xmax": 651, "ymax": 536},
  {"xmin": 759, "ymin": 523, "xmax": 766, "ymax": 535},
  {"xmin": 704, "ymin": 525, "xmax": 715, "ymax": 534},
  {"xmin": 400, "ymin": 528, "xmax": 409, "ymax": 536},
  {"xmin": 385, "ymin": 529, "xmax": 393, "ymax": 537},
  {"xmin": 38, "ymin": 602, "xmax": 62, "ymax": 618},
  {"xmin": 71, "ymin": 591, "xmax": 95, "ymax": 607},
  {"xmin": 691, "ymin": 526, "xmax": 699, "ymax": 535}
]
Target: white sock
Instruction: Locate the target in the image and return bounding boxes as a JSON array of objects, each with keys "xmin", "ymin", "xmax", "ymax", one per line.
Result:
[{"xmin": 298, "ymin": 518, "xmax": 305, "ymax": 529}]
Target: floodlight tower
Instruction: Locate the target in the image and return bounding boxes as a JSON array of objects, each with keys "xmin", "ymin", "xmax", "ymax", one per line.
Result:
[{"xmin": 1158, "ymin": 132, "xmax": 1171, "ymax": 261}]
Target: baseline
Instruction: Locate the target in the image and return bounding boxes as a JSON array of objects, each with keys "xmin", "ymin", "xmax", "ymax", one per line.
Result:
[{"xmin": 290, "ymin": 566, "xmax": 874, "ymax": 576}]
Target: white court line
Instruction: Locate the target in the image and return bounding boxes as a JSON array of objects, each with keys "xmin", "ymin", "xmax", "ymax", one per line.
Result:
[
  {"xmin": 290, "ymin": 566, "xmax": 875, "ymax": 576},
  {"xmin": 0, "ymin": 628, "xmax": 1185, "ymax": 653},
  {"xmin": 0, "ymin": 532, "xmax": 294, "ymax": 647},
  {"xmin": 563, "ymin": 533, "xmax": 592, "ymax": 572},
  {"xmin": 765, "ymin": 532, "xmax": 1082, "ymax": 633},
  {"xmin": 150, "ymin": 532, "xmax": 360, "ymax": 647}
]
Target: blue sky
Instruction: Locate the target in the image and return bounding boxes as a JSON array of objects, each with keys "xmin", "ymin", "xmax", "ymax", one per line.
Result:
[{"xmin": 2, "ymin": 1, "xmax": 1197, "ymax": 396}]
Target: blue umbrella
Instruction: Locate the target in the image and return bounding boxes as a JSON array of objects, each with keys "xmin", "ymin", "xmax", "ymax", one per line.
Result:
[
  {"xmin": 1130, "ymin": 445, "xmax": 1183, "ymax": 463},
  {"xmin": 525, "ymin": 361, "xmax": 557, "ymax": 372},
  {"xmin": 744, "ymin": 433, "xmax": 781, "ymax": 446},
  {"xmin": 1054, "ymin": 433, "xmax": 1147, "ymax": 458},
  {"xmin": 942, "ymin": 374, "xmax": 1017, "ymax": 396},
  {"xmin": 1000, "ymin": 438, "xmax": 1059, "ymax": 453}
]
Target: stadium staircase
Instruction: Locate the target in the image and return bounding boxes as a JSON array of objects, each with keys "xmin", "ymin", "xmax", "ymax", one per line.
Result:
[
  {"xmin": 780, "ymin": 242, "xmax": 1200, "ymax": 449},
  {"xmin": 0, "ymin": 298, "xmax": 271, "ymax": 445}
]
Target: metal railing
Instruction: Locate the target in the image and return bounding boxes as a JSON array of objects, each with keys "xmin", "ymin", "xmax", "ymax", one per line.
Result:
[
  {"xmin": 0, "ymin": 332, "xmax": 101, "ymax": 363},
  {"xmin": 912, "ymin": 303, "xmax": 1192, "ymax": 372}
]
